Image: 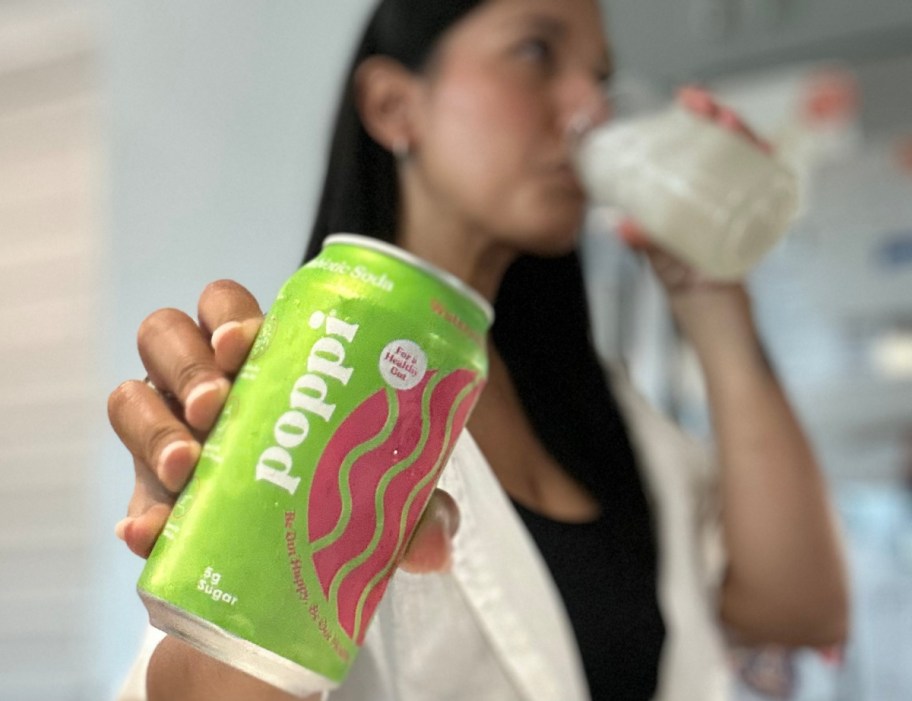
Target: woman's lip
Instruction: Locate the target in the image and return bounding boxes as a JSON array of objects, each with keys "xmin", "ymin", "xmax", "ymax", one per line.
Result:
[{"xmin": 549, "ymin": 163, "xmax": 584, "ymax": 190}]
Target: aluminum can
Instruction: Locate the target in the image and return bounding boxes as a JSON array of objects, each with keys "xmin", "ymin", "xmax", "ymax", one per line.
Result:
[{"xmin": 137, "ymin": 234, "xmax": 492, "ymax": 695}]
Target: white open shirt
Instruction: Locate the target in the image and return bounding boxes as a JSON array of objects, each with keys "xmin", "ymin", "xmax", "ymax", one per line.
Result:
[{"xmin": 118, "ymin": 369, "xmax": 731, "ymax": 701}]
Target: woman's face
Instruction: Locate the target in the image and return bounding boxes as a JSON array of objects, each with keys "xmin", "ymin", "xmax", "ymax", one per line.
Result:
[{"xmin": 409, "ymin": 0, "xmax": 613, "ymax": 256}]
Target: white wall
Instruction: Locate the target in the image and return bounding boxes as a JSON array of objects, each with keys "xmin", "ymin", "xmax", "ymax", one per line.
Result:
[
  {"xmin": 96, "ymin": 1, "xmax": 372, "ymax": 693},
  {"xmin": 0, "ymin": 2, "xmax": 105, "ymax": 699}
]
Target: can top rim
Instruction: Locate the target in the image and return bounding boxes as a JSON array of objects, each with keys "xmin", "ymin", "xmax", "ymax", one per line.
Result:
[{"xmin": 322, "ymin": 233, "xmax": 494, "ymax": 324}]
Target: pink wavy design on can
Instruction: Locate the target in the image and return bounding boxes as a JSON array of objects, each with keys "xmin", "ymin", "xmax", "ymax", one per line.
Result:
[
  {"xmin": 307, "ymin": 390, "xmax": 391, "ymax": 545},
  {"xmin": 310, "ymin": 373, "xmax": 435, "ymax": 597},
  {"xmin": 351, "ymin": 378, "xmax": 483, "ymax": 643},
  {"xmin": 335, "ymin": 369, "xmax": 480, "ymax": 642}
]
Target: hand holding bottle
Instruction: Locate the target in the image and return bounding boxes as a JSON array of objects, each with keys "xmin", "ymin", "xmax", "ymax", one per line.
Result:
[{"xmin": 576, "ymin": 85, "xmax": 799, "ymax": 281}]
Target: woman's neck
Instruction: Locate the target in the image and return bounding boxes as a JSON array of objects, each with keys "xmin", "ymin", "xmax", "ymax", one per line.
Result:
[
  {"xmin": 394, "ymin": 177, "xmax": 516, "ymax": 302},
  {"xmin": 399, "ymin": 227, "xmax": 514, "ymax": 302}
]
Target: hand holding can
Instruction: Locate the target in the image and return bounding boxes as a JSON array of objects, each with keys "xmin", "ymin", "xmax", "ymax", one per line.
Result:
[{"xmin": 132, "ymin": 235, "xmax": 492, "ymax": 696}]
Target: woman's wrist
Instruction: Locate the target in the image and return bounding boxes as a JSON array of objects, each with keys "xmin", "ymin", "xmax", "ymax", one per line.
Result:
[{"xmin": 668, "ymin": 285, "xmax": 771, "ymax": 383}]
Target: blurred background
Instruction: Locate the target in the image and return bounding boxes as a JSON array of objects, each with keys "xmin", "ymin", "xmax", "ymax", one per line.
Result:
[{"xmin": 0, "ymin": 0, "xmax": 910, "ymax": 699}]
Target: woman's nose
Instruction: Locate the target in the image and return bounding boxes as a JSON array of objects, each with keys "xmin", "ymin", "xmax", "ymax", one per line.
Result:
[
  {"xmin": 561, "ymin": 73, "xmax": 613, "ymax": 140},
  {"xmin": 583, "ymin": 89, "xmax": 613, "ymax": 127}
]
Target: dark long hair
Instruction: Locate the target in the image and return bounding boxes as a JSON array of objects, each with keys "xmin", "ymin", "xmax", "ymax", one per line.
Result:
[
  {"xmin": 304, "ymin": 0, "xmax": 652, "ymax": 521},
  {"xmin": 305, "ymin": 0, "xmax": 482, "ymax": 254}
]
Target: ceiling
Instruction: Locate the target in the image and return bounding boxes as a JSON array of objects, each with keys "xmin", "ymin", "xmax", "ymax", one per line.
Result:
[{"xmin": 603, "ymin": 0, "xmax": 912, "ymax": 86}]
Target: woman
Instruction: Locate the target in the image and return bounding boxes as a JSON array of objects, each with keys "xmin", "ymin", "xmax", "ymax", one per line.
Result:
[{"xmin": 109, "ymin": 0, "xmax": 849, "ymax": 699}]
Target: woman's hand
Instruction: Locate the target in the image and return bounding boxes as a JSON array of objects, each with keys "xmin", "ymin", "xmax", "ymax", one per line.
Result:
[
  {"xmin": 107, "ymin": 279, "xmax": 459, "ymax": 571},
  {"xmin": 617, "ymin": 86, "xmax": 770, "ymax": 349},
  {"xmin": 619, "ymin": 89, "xmax": 849, "ymax": 646},
  {"xmin": 618, "ymin": 85, "xmax": 770, "ymax": 289}
]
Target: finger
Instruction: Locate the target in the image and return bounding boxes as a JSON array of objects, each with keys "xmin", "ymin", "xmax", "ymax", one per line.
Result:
[
  {"xmin": 108, "ymin": 380, "xmax": 202, "ymax": 492},
  {"xmin": 399, "ymin": 489, "xmax": 460, "ymax": 574},
  {"xmin": 717, "ymin": 107, "xmax": 774, "ymax": 153},
  {"xmin": 197, "ymin": 279, "xmax": 263, "ymax": 335},
  {"xmin": 210, "ymin": 318, "xmax": 263, "ymax": 374},
  {"xmin": 617, "ymin": 217, "xmax": 652, "ymax": 250},
  {"xmin": 137, "ymin": 308, "xmax": 230, "ymax": 431},
  {"xmin": 643, "ymin": 247, "xmax": 682, "ymax": 277},
  {"xmin": 717, "ymin": 106, "xmax": 750, "ymax": 137},
  {"xmin": 677, "ymin": 85, "xmax": 717, "ymax": 119},
  {"xmin": 679, "ymin": 88, "xmax": 773, "ymax": 154},
  {"xmin": 197, "ymin": 280, "xmax": 264, "ymax": 374},
  {"xmin": 122, "ymin": 502, "xmax": 173, "ymax": 558},
  {"xmin": 115, "ymin": 454, "xmax": 178, "ymax": 557},
  {"xmin": 644, "ymin": 247, "xmax": 706, "ymax": 291}
]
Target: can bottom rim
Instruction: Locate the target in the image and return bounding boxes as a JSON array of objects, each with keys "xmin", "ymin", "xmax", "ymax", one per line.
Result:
[{"xmin": 140, "ymin": 592, "xmax": 338, "ymax": 696}]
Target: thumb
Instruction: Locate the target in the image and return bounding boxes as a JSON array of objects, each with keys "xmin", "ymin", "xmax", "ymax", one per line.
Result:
[
  {"xmin": 399, "ymin": 489, "xmax": 460, "ymax": 574},
  {"xmin": 618, "ymin": 217, "xmax": 652, "ymax": 251}
]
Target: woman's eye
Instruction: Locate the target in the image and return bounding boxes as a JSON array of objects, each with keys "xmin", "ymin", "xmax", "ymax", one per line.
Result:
[
  {"xmin": 516, "ymin": 37, "xmax": 555, "ymax": 66},
  {"xmin": 596, "ymin": 71, "xmax": 614, "ymax": 92}
]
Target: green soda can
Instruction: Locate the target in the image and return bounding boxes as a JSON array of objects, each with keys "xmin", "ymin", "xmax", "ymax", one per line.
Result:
[{"xmin": 137, "ymin": 234, "xmax": 492, "ymax": 695}]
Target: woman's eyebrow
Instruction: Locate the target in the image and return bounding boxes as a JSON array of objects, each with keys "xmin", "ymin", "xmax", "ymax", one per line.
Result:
[
  {"xmin": 508, "ymin": 13, "xmax": 567, "ymax": 39},
  {"xmin": 505, "ymin": 12, "xmax": 614, "ymax": 74}
]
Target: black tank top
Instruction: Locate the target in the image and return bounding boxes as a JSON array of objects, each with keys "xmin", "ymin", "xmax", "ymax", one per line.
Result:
[
  {"xmin": 512, "ymin": 495, "xmax": 666, "ymax": 701},
  {"xmin": 491, "ymin": 253, "xmax": 666, "ymax": 699}
]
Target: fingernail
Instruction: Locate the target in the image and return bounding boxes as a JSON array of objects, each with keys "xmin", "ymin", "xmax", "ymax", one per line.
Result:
[
  {"xmin": 439, "ymin": 552, "xmax": 453, "ymax": 574},
  {"xmin": 158, "ymin": 440, "xmax": 201, "ymax": 492},
  {"xmin": 115, "ymin": 517, "xmax": 133, "ymax": 541},
  {"xmin": 212, "ymin": 318, "xmax": 262, "ymax": 352},
  {"xmin": 241, "ymin": 317, "xmax": 263, "ymax": 338},
  {"xmin": 212, "ymin": 319, "xmax": 263, "ymax": 372},
  {"xmin": 440, "ymin": 531, "xmax": 455, "ymax": 572},
  {"xmin": 210, "ymin": 321, "xmax": 241, "ymax": 351},
  {"xmin": 618, "ymin": 218, "xmax": 651, "ymax": 249},
  {"xmin": 440, "ymin": 506, "xmax": 459, "ymax": 540},
  {"xmin": 185, "ymin": 378, "xmax": 230, "ymax": 430}
]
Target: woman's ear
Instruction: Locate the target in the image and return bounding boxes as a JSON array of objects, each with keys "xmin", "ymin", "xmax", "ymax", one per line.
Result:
[{"xmin": 354, "ymin": 56, "xmax": 419, "ymax": 155}]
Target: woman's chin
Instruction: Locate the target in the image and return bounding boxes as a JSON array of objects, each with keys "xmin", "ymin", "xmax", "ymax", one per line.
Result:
[
  {"xmin": 525, "ymin": 210, "xmax": 585, "ymax": 255},
  {"xmin": 519, "ymin": 224, "xmax": 582, "ymax": 257}
]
